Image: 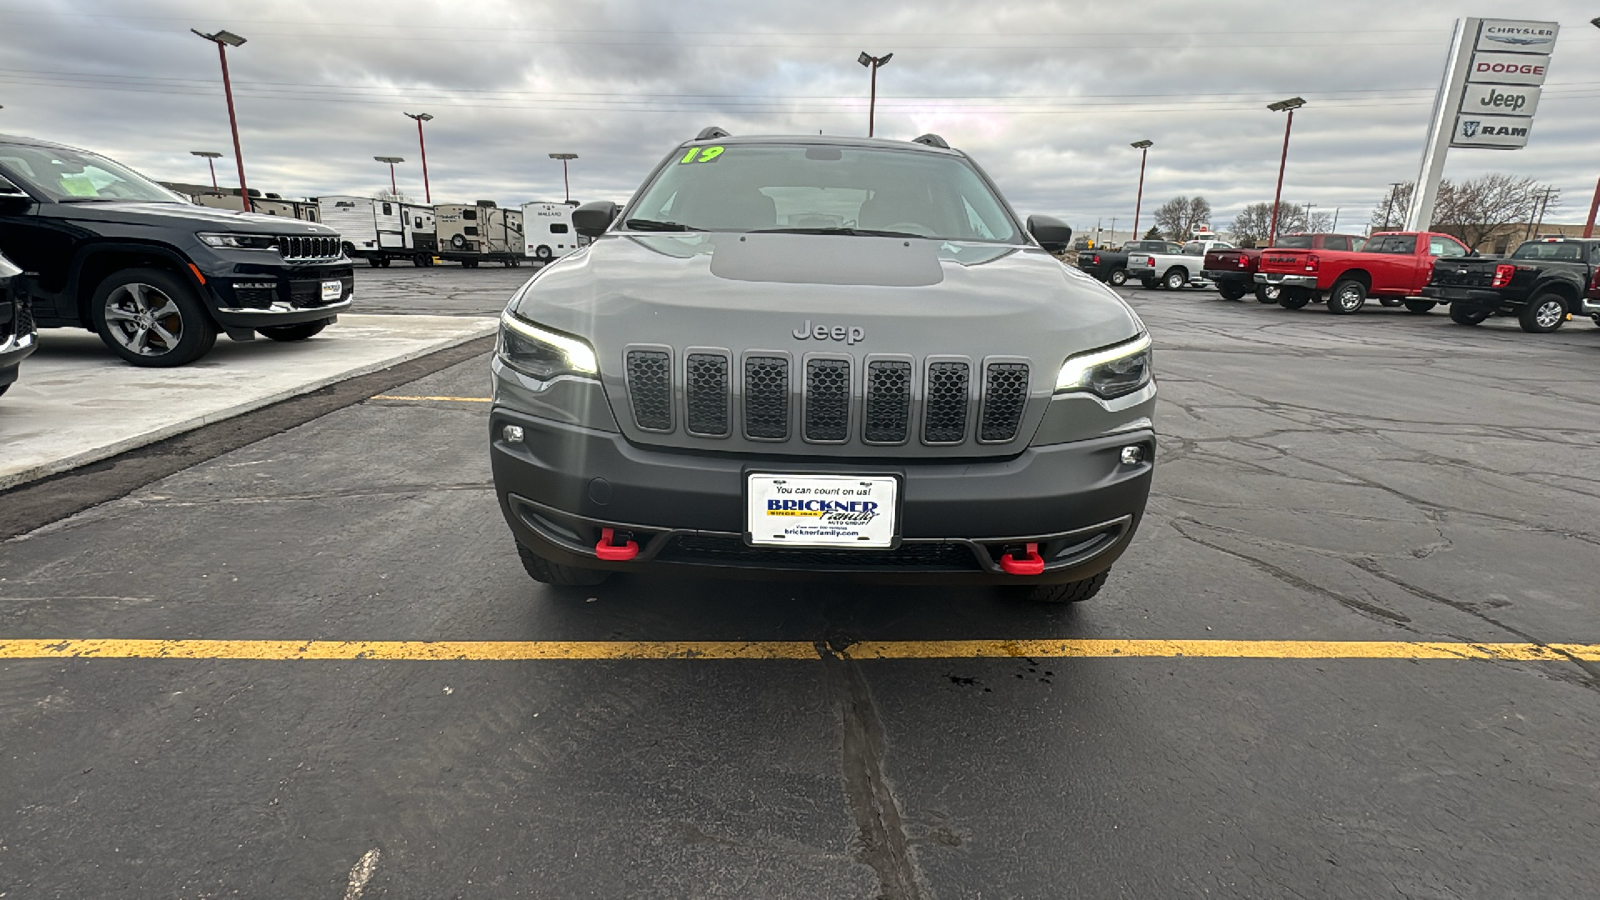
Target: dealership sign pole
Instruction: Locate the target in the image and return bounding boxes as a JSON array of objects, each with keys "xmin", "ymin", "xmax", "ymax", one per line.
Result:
[{"xmin": 1404, "ymin": 18, "xmax": 1559, "ymax": 232}]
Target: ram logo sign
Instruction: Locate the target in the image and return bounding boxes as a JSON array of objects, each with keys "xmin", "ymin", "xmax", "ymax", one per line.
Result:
[{"xmin": 1452, "ymin": 114, "xmax": 1532, "ymax": 149}]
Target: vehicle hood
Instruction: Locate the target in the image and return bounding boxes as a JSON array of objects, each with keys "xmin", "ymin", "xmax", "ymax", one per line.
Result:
[
  {"xmin": 508, "ymin": 231, "xmax": 1145, "ymax": 457},
  {"xmin": 47, "ymin": 201, "xmax": 337, "ymax": 235},
  {"xmin": 513, "ymin": 232, "xmax": 1141, "ymax": 360}
]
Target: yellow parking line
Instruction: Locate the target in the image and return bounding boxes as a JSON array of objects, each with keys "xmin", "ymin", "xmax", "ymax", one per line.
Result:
[
  {"xmin": 370, "ymin": 395, "xmax": 492, "ymax": 403},
  {"xmin": 1, "ymin": 638, "xmax": 1597, "ymax": 662}
]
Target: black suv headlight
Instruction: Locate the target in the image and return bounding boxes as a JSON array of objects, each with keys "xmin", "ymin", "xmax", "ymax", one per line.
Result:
[
  {"xmin": 1055, "ymin": 333, "xmax": 1152, "ymax": 399},
  {"xmin": 498, "ymin": 311, "xmax": 599, "ymax": 380},
  {"xmin": 197, "ymin": 232, "xmax": 279, "ymax": 250}
]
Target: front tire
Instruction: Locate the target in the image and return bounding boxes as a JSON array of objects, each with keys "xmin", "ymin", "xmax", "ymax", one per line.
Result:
[
  {"xmin": 1013, "ymin": 571, "xmax": 1109, "ymax": 604},
  {"xmin": 91, "ymin": 268, "xmax": 217, "ymax": 367},
  {"xmin": 517, "ymin": 544, "xmax": 611, "ymax": 586},
  {"xmin": 1518, "ymin": 293, "xmax": 1567, "ymax": 333},
  {"xmin": 1164, "ymin": 268, "xmax": 1188, "ymax": 291},
  {"xmin": 1403, "ymin": 300, "xmax": 1437, "ymax": 314},
  {"xmin": 1327, "ymin": 279, "xmax": 1367, "ymax": 314},
  {"xmin": 259, "ymin": 320, "xmax": 329, "ymax": 342},
  {"xmin": 1108, "ymin": 268, "xmax": 1128, "ymax": 287}
]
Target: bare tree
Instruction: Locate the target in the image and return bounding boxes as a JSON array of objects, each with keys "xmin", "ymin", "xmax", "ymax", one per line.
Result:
[
  {"xmin": 1228, "ymin": 202, "xmax": 1311, "ymax": 247},
  {"xmin": 1188, "ymin": 197, "xmax": 1213, "ymax": 235},
  {"xmin": 1366, "ymin": 175, "xmax": 1552, "ymax": 248},
  {"xmin": 1153, "ymin": 197, "xmax": 1190, "ymax": 241}
]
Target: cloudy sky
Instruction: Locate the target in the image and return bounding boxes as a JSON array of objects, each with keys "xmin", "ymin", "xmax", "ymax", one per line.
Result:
[{"xmin": 2, "ymin": 1, "xmax": 1596, "ymax": 233}]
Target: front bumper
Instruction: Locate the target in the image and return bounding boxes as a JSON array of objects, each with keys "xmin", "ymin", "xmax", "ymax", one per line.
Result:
[
  {"xmin": 191, "ymin": 249, "xmax": 356, "ymax": 329},
  {"xmin": 1254, "ymin": 272, "xmax": 1318, "ymax": 290},
  {"xmin": 1421, "ymin": 286, "xmax": 1504, "ymax": 306},
  {"xmin": 490, "ymin": 409, "xmax": 1155, "ymax": 585},
  {"xmin": 0, "ymin": 329, "xmax": 37, "ymax": 387}
]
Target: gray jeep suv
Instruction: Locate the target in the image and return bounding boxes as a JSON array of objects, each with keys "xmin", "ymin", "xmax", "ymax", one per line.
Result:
[{"xmin": 489, "ymin": 130, "xmax": 1156, "ymax": 603}]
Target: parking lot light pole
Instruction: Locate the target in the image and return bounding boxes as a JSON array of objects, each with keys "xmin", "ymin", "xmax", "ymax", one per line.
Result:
[
  {"xmin": 1266, "ymin": 97, "xmax": 1305, "ymax": 247},
  {"xmin": 1130, "ymin": 140, "xmax": 1152, "ymax": 240},
  {"xmin": 549, "ymin": 153, "xmax": 578, "ymax": 203},
  {"xmin": 403, "ymin": 112, "xmax": 433, "ymax": 204},
  {"xmin": 191, "ymin": 29, "xmax": 251, "ymax": 213},
  {"xmin": 858, "ymin": 52, "xmax": 893, "ymax": 137},
  {"xmin": 1586, "ymin": 19, "xmax": 1600, "ymax": 237},
  {"xmin": 190, "ymin": 150, "xmax": 223, "ymax": 192},
  {"xmin": 374, "ymin": 157, "xmax": 404, "ymax": 198}
]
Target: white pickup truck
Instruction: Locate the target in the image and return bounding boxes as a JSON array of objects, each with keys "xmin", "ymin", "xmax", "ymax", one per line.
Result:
[{"xmin": 1127, "ymin": 239, "xmax": 1236, "ymax": 290}]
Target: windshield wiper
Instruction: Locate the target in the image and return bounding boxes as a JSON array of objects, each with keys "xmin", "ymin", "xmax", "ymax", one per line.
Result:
[
  {"xmin": 750, "ymin": 227, "xmax": 926, "ymax": 238},
  {"xmin": 624, "ymin": 218, "xmax": 700, "ymax": 232}
]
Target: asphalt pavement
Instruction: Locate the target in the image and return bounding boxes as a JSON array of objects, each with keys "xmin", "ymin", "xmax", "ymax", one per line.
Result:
[{"xmin": 2, "ymin": 270, "xmax": 1598, "ymax": 898}]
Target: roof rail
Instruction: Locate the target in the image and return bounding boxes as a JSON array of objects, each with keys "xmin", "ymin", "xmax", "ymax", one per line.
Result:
[
  {"xmin": 696, "ymin": 126, "xmax": 730, "ymax": 141},
  {"xmin": 911, "ymin": 133, "xmax": 950, "ymax": 149}
]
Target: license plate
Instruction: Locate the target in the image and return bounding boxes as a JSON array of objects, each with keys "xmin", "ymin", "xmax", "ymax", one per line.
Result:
[
  {"xmin": 321, "ymin": 280, "xmax": 343, "ymax": 302},
  {"xmin": 746, "ymin": 474, "xmax": 898, "ymax": 548}
]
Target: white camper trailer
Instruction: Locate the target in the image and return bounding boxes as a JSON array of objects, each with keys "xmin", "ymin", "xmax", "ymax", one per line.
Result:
[
  {"xmin": 436, "ymin": 202, "xmax": 524, "ymax": 267},
  {"xmin": 520, "ymin": 201, "xmax": 581, "ymax": 263},
  {"xmin": 320, "ymin": 196, "xmax": 436, "ymax": 266}
]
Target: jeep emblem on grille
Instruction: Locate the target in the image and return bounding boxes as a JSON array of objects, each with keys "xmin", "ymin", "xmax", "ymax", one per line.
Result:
[{"xmin": 792, "ymin": 320, "xmax": 864, "ymax": 345}]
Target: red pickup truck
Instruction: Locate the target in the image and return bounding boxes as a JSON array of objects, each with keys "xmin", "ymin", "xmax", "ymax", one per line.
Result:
[
  {"xmin": 1203, "ymin": 233, "xmax": 1367, "ymax": 303},
  {"xmin": 1254, "ymin": 231, "xmax": 1472, "ymax": 314}
]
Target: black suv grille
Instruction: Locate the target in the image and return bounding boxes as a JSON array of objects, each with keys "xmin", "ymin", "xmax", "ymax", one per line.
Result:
[
  {"xmin": 626, "ymin": 350, "xmax": 673, "ymax": 432},
  {"xmin": 685, "ymin": 352, "xmax": 730, "ymax": 437},
  {"xmin": 276, "ymin": 235, "xmax": 340, "ymax": 260},
  {"xmin": 804, "ymin": 358, "xmax": 851, "ymax": 441},
  {"xmin": 979, "ymin": 363, "xmax": 1029, "ymax": 442},
  {"xmin": 744, "ymin": 356, "xmax": 790, "ymax": 440},
  {"xmin": 863, "ymin": 360, "xmax": 912, "ymax": 443},
  {"xmin": 923, "ymin": 361, "xmax": 970, "ymax": 444},
  {"xmin": 659, "ymin": 534, "xmax": 978, "ymax": 571}
]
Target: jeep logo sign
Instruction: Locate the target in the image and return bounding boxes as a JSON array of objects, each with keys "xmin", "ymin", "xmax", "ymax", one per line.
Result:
[{"xmin": 1460, "ymin": 84, "xmax": 1541, "ymax": 118}]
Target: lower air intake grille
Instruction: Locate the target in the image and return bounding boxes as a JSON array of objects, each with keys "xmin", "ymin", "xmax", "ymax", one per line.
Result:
[
  {"xmin": 980, "ymin": 362, "xmax": 1029, "ymax": 442},
  {"xmin": 804, "ymin": 358, "xmax": 850, "ymax": 442},
  {"xmin": 626, "ymin": 350, "xmax": 673, "ymax": 432},
  {"xmin": 744, "ymin": 356, "xmax": 790, "ymax": 440},
  {"xmin": 659, "ymin": 535, "xmax": 978, "ymax": 571},
  {"xmin": 864, "ymin": 360, "xmax": 912, "ymax": 443},
  {"xmin": 685, "ymin": 353, "xmax": 730, "ymax": 437},
  {"xmin": 923, "ymin": 361, "xmax": 970, "ymax": 444}
]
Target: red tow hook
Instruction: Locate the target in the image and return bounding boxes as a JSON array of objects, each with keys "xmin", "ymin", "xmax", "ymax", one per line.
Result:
[
  {"xmin": 999, "ymin": 542, "xmax": 1044, "ymax": 576},
  {"xmin": 595, "ymin": 527, "xmax": 639, "ymax": 562}
]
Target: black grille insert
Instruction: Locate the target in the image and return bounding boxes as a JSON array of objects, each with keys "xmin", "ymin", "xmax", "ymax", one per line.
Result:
[
  {"xmin": 863, "ymin": 360, "xmax": 912, "ymax": 443},
  {"xmin": 660, "ymin": 535, "xmax": 978, "ymax": 571},
  {"xmin": 980, "ymin": 362, "xmax": 1029, "ymax": 442},
  {"xmin": 804, "ymin": 358, "xmax": 851, "ymax": 442},
  {"xmin": 626, "ymin": 350, "xmax": 673, "ymax": 432},
  {"xmin": 275, "ymin": 235, "xmax": 340, "ymax": 260},
  {"xmin": 744, "ymin": 356, "xmax": 790, "ymax": 440},
  {"xmin": 685, "ymin": 353, "xmax": 730, "ymax": 437},
  {"xmin": 923, "ymin": 361, "xmax": 970, "ymax": 444}
]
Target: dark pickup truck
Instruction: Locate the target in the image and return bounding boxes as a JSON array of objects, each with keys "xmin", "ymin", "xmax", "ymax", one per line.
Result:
[
  {"xmin": 1203, "ymin": 233, "xmax": 1367, "ymax": 303},
  {"xmin": 1075, "ymin": 240, "xmax": 1180, "ymax": 287},
  {"xmin": 1424, "ymin": 237, "xmax": 1600, "ymax": 333}
]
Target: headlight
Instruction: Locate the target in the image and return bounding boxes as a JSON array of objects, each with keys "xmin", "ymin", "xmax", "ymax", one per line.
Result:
[
  {"xmin": 197, "ymin": 232, "xmax": 278, "ymax": 250},
  {"xmin": 498, "ymin": 312, "xmax": 599, "ymax": 380},
  {"xmin": 1055, "ymin": 333, "xmax": 1152, "ymax": 399}
]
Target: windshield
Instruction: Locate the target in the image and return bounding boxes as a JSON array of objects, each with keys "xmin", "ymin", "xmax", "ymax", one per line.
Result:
[
  {"xmin": 1277, "ymin": 235, "xmax": 1312, "ymax": 249},
  {"xmin": 1510, "ymin": 241, "xmax": 1586, "ymax": 262},
  {"xmin": 626, "ymin": 143, "xmax": 1021, "ymax": 242},
  {"xmin": 0, "ymin": 143, "xmax": 184, "ymax": 203}
]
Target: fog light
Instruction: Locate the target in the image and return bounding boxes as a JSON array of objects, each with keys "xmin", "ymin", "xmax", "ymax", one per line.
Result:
[
  {"xmin": 1120, "ymin": 445, "xmax": 1144, "ymax": 465},
  {"xmin": 502, "ymin": 425, "xmax": 524, "ymax": 443}
]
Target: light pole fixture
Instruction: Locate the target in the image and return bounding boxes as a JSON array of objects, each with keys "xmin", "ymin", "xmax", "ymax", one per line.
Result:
[
  {"xmin": 403, "ymin": 112, "xmax": 433, "ymax": 204},
  {"xmin": 191, "ymin": 28, "xmax": 251, "ymax": 212},
  {"xmin": 1266, "ymin": 97, "xmax": 1305, "ymax": 247},
  {"xmin": 549, "ymin": 152, "xmax": 578, "ymax": 204},
  {"xmin": 857, "ymin": 51, "xmax": 893, "ymax": 138},
  {"xmin": 1130, "ymin": 140, "xmax": 1153, "ymax": 240},
  {"xmin": 1586, "ymin": 19, "xmax": 1600, "ymax": 237},
  {"xmin": 374, "ymin": 157, "xmax": 404, "ymax": 198},
  {"xmin": 190, "ymin": 150, "xmax": 223, "ymax": 192}
]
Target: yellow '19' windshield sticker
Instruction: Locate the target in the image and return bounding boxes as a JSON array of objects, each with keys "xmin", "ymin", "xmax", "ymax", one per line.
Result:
[{"xmin": 679, "ymin": 146, "xmax": 725, "ymax": 164}]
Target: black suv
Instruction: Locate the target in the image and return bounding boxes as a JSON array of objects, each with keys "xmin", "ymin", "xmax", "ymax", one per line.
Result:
[
  {"xmin": 0, "ymin": 135, "xmax": 354, "ymax": 366},
  {"xmin": 1, "ymin": 250, "xmax": 37, "ymax": 396}
]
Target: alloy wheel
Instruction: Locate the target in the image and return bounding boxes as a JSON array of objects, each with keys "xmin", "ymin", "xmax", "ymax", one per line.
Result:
[
  {"xmin": 102, "ymin": 283, "xmax": 183, "ymax": 357},
  {"xmin": 1534, "ymin": 300, "xmax": 1563, "ymax": 330}
]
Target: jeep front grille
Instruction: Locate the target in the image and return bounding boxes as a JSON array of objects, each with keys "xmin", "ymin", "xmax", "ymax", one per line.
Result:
[
  {"xmin": 743, "ymin": 356, "xmax": 790, "ymax": 440},
  {"xmin": 803, "ymin": 358, "xmax": 851, "ymax": 442},
  {"xmin": 685, "ymin": 352, "xmax": 730, "ymax": 437},
  {"xmin": 923, "ymin": 361, "xmax": 971, "ymax": 444},
  {"xmin": 626, "ymin": 349, "xmax": 673, "ymax": 432},
  {"xmin": 275, "ymin": 235, "xmax": 341, "ymax": 260},
  {"xmin": 618, "ymin": 351, "xmax": 1031, "ymax": 448},
  {"xmin": 979, "ymin": 362, "xmax": 1029, "ymax": 442},
  {"xmin": 863, "ymin": 360, "xmax": 912, "ymax": 444}
]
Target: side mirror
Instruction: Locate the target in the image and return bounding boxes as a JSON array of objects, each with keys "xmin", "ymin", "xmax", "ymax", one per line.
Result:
[
  {"xmin": 0, "ymin": 177, "xmax": 29, "ymax": 211},
  {"xmin": 573, "ymin": 201, "xmax": 619, "ymax": 238},
  {"xmin": 1026, "ymin": 215, "xmax": 1073, "ymax": 254}
]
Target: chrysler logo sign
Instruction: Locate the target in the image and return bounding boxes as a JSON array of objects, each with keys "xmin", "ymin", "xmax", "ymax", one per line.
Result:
[{"xmin": 1481, "ymin": 25, "xmax": 1556, "ymax": 48}]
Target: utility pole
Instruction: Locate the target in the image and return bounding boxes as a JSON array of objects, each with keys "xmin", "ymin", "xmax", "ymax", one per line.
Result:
[
  {"xmin": 1130, "ymin": 141, "xmax": 1152, "ymax": 240},
  {"xmin": 1304, "ymin": 203, "xmax": 1317, "ymax": 232},
  {"xmin": 1330, "ymin": 207, "xmax": 1341, "ymax": 234}
]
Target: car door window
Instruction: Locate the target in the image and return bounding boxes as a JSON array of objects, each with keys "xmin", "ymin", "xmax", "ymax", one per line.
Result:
[{"xmin": 1429, "ymin": 237, "xmax": 1467, "ymax": 258}]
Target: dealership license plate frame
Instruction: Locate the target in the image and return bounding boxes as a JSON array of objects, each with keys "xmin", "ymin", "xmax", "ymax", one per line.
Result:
[
  {"xmin": 321, "ymin": 280, "xmax": 343, "ymax": 303},
  {"xmin": 743, "ymin": 472, "xmax": 903, "ymax": 550}
]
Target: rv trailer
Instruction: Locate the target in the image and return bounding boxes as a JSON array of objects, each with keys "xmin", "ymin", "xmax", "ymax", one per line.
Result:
[
  {"xmin": 319, "ymin": 196, "xmax": 436, "ymax": 266},
  {"xmin": 521, "ymin": 201, "xmax": 583, "ymax": 263},
  {"xmin": 436, "ymin": 201, "xmax": 524, "ymax": 267}
]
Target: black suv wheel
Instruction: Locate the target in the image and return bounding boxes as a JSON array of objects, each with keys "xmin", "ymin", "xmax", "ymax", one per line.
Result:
[
  {"xmin": 91, "ymin": 268, "xmax": 217, "ymax": 367},
  {"xmin": 1009, "ymin": 571, "xmax": 1108, "ymax": 604},
  {"xmin": 517, "ymin": 543, "xmax": 611, "ymax": 587}
]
